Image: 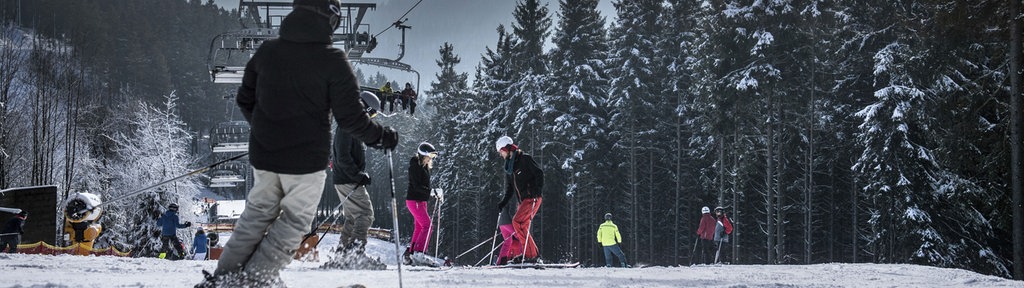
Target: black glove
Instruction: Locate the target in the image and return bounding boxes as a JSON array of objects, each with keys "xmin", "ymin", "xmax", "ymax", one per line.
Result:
[
  {"xmin": 357, "ymin": 172, "xmax": 372, "ymax": 186},
  {"xmin": 370, "ymin": 127, "xmax": 399, "ymax": 150},
  {"xmin": 185, "ymin": 221, "xmax": 192, "ymax": 227}
]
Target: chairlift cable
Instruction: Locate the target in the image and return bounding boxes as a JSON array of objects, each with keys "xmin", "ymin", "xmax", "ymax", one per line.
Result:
[{"xmin": 373, "ymin": 0, "xmax": 423, "ymax": 38}]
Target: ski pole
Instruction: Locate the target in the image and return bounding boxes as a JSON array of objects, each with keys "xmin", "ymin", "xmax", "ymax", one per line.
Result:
[
  {"xmin": 475, "ymin": 238, "xmax": 505, "ymax": 266},
  {"xmin": 311, "ymin": 185, "xmax": 359, "ymax": 248},
  {"xmin": 73, "ymin": 153, "xmax": 249, "ymax": 216},
  {"xmin": 432, "ymin": 192, "xmax": 442, "ymax": 259},
  {"xmin": 689, "ymin": 237, "xmax": 699, "ymax": 266},
  {"xmin": 487, "ymin": 213, "xmax": 500, "ymax": 265},
  {"xmin": 311, "ymin": 202, "xmax": 345, "ymax": 248},
  {"xmin": 454, "ymin": 234, "xmax": 496, "ymax": 260},
  {"xmin": 714, "ymin": 239, "xmax": 724, "ymax": 264},
  {"xmin": 518, "ymin": 199, "xmax": 537, "ymax": 262},
  {"xmin": 387, "ymin": 150, "xmax": 403, "ymax": 288}
]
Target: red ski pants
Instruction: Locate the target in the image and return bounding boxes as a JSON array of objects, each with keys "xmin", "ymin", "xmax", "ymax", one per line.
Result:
[{"xmin": 510, "ymin": 197, "xmax": 542, "ymax": 259}]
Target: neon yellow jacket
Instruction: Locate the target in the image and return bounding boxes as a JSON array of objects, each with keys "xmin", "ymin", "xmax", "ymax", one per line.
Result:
[{"xmin": 597, "ymin": 220, "xmax": 622, "ymax": 246}]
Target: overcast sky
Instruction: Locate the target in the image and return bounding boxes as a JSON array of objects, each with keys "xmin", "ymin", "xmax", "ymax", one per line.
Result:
[{"xmin": 212, "ymin": 0, "xmax": 616, "ymax": 93}]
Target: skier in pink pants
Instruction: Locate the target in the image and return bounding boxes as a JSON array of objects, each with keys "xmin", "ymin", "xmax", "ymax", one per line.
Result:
[{"xmin": 404, "ymin": 142, "xmax": 437, "ymax": 264}]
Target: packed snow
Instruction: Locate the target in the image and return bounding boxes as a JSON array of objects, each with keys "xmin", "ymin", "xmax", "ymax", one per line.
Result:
[{"xmin": 0, "ymin": 234, "xmax": 1021, "ymax": 288}]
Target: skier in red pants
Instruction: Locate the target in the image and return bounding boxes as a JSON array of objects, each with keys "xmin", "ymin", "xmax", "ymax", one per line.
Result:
[{"xmin": 495, "ymin": 136, "xmax": 544, "ymax": 263}]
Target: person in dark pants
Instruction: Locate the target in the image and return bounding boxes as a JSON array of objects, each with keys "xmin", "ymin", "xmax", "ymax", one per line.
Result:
[
  {"xmin": 160, "ymin": 203, "xmax": 191, "ymax": 260},
  {"xmin": 1, "ymin": 211, "xmax": 27, "ymax": 253},
  {"xmin": 401, "ymin": 83, "xmax": 417, "ymax": 115},
  {"xmin": 380, "ymin": 82, "xmax": 395, "ymax": 113},
  {"xmin": 712, "ymin": 206, "xmax": 733, "ymax": 264},
  {"xmin": 695, "ymin": 206, "xmax": 716, "ymax": 264}
]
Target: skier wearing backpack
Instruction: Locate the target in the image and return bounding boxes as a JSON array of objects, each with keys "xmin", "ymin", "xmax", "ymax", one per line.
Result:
[
  {"xmin": 695, "ymin": 206, "xmax": 716, "ymax": 265},
  {"xmin": 495, "ymin": 136, "xmax": 544, "ymax": 263},
  {"xmin": 195, "ymin": 0, "xmax": 398, "ymax": 286},
  {"xmin": 404, "ymin": 142, "xmax": 437, "ymax": 265},
  {"xmin": 597, "ymin": 213, "xmax": 629, "ymax": 267},
  {"xmin": 322, "ymin": 92, "xmax": 386, "ymax": 270}
]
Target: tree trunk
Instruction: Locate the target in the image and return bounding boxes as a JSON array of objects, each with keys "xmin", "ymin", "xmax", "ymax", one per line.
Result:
[
  {"xmin": 766, "ymin": 96, "xmax": 776, "ymax": 263},
  {"xmin": 1009, "ymin": 0, "xmax": 1022, "ymax": 280}
]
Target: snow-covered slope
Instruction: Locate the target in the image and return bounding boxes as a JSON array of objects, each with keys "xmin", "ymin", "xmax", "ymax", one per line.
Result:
[{"xmin": 1, "ymin": 234, "xmax": 1020, "ymax": 288}]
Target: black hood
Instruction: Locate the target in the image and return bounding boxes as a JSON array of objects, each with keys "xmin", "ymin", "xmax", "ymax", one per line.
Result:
[{"xmin": 279, "ymin": 9, "xmax": 333, "ymax": 44}]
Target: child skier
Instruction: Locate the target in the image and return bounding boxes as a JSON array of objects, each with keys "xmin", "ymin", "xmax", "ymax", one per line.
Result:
[
  {"xmin": 495, "ymin": 197, "xmax": 519, "ymax": 265},
  {"xmin": 713, "ymin": 207, "xmax": 733, "ymax": 264},
  {"xmin": 192, "ymin": 228, "xmax": 209, "ymax": 260}
]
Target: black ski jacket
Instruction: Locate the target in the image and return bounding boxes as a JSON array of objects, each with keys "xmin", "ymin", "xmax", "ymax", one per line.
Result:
[
  {"xmin": 332, "ymin": 125, "xmax": 367, "ymax": 185},
  {"xmin": 237, "ymin": 8, "xmax": 383, "ymax": 174},
  {"xmin": 406, "ymin": 156, "xmax": 432, "ymax": 201},
  {"xmin": 2, "ymin": 216, "xmax": 24, "ymax": 234},
  {"xmin": 499, "ymin": 150, "xmax": 543, "ymax": 209}
]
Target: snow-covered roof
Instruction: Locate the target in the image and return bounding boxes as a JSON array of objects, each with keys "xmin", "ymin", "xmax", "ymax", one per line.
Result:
[{"xmin": 215, "ymin": 200, "xmax": 246, "ymax": 220}]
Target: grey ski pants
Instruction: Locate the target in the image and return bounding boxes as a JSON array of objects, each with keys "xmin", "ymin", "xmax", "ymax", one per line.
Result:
[
  {"xmin": 214, "ymin": 168, "xmax": 325, "ymax": 278},
  {"xmin": 336, "ymin": 183, "xmax": 374, "ymax": 248}
]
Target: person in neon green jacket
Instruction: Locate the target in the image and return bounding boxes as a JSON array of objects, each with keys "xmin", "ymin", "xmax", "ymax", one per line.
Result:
[{"xmin": 597, "ymin": 213, "xmax": 629, "ymax": 267}]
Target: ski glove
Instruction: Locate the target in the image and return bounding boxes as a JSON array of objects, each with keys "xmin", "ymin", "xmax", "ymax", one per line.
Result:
[
  {"xmin": 356, "ymin": 172, "xmax": 372, "ymax": 186},
  {"xmin": 185, "ymin": 221, "xmax": 192, "ymax": 227},
  {"xmin": 370, "ymin": 127, "xmax": 399, "ymax": 150}
]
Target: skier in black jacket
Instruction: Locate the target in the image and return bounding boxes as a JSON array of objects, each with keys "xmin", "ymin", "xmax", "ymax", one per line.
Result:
[
  {"xmin": 321, "ymin": 91, "xmax": 386, "ymax": 270},
  {"xmin": 199, "ymin": 0, "xmax": 398, "ymax": 286},
  {"xmin": 404, "ymin": 142, "xmax": 437, "ymax": 264},
  {"xmin": 495, "ymin": 136, "xmax": 544, "ymax": 263}
]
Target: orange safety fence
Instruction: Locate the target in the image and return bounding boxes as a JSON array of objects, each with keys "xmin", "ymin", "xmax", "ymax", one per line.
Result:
[{"xmin": 16, "ymin": 241, "xmax": 130, "ymax": 257}]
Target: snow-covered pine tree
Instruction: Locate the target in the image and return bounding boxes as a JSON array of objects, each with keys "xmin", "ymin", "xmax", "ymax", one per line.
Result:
[
  {"xmin": 658, "ymin": 0, "xmax": 701, "ymax": 266},
  {"xmin": 546, "ymin": 0, "xmax": 609, "ymax": 263},
  {"xmin": 426, "ymin": 42, "xmax": 474, "ymax": 259},
  {"xmin": 852, "ymin": 0, "xmax": 1010, "ymax": 276},
  {"xmin": 606, "ymin": 0, "xmax": 663, "ymax": 262},
  {"xmin": 99, "ymin": 92, "xmax": 202, "ymax": 256}
]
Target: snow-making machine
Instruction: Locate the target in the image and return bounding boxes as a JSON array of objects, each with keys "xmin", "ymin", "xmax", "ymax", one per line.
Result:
[{"xmin": 63, "ymin": 192, "xmax": 103, "ymax": 255}]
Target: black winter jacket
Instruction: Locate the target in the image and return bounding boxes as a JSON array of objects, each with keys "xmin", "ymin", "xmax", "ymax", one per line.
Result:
[
  {"xmin": 2, "ymin": 216, "xmax": 24, "ymax": 235},
  {"xmin": 406, "ymin": 156, "xmax": 432, "ymax": 201},
  {"xmin": 332, "ymin": 125, "xmax": 367, "ymax": 185},
  {"xmin": 499, "ymin": 151, "xmax": 543, "ymax": 209},
  {"xmin": 237, "ymin": 8, "xmax": 383, "ymax": 174}
]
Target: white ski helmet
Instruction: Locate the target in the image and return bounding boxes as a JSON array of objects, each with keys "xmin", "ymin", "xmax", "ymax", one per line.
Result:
[
  {"xmin": 604, "ymin": 213, "xmax": 612, "ymax": 220},
  {"xmin": 359, "ymin": 91, "xmax": 380, "ymax": 117},
  {"xmin": 701, "ymin": 206, "xmax": 710, "ymax": 214},
  {"xmin": 495, "ymin": 136, "xmax": 514, "ymax": 152},
  {"xmin": 417, "ymin": 142, "xmax": 437, "ymax": 157}
]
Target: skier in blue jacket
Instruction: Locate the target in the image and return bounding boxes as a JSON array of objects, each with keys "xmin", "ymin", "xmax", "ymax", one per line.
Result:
[
  {"xmin": 159, "ymin": 203, "xmax": 191, "ymax": 260},
  {"xmin": 192, "ymin": 228, "xmax": 209, "ymax": 260}
]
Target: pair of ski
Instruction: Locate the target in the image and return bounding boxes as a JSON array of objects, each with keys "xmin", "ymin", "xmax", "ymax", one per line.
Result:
[
  {"xmin": 481, "ymin": 262, "xmax": 580, "ymax": 269},
  {"xmin": 407, "ymin": 262, "xmax": 580, "ymax": 271}
]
